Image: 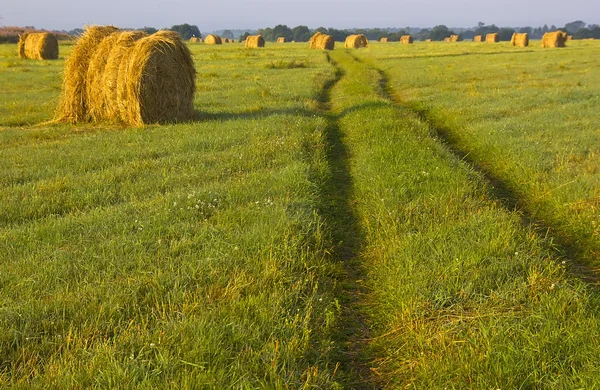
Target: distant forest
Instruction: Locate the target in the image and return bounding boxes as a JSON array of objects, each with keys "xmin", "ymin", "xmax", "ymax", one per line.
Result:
[{"xmin": 1, "ymin": 20, "xmax": 598, "ymax": 44}]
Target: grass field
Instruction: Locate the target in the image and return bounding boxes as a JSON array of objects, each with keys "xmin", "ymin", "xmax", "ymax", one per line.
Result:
[{"xmin": 1, "ymin": 38, "xmax": 600, "ymax": 388}]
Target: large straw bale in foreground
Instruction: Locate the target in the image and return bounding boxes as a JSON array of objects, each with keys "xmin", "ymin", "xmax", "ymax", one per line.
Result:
[
  {"xmin": 55, "ymin": 25, "xmax": 119, "ymax": 123},
  {"xmin": 486, "ymin": 33, "xmax": 499, "ymax": 43},
  {"xmin": 102, "ymin": 31, "xmax": 148, "ymax": 121},
  {"xmin": 400, "ymin": 35, "xmax": 413, "ymax": 44},
  {"xmin": 205, "ymin": 34, "xmax": 222, "ymax": 44},
  {"xmin": 345, "ymin": 34, "xmax": 368, "ymax": 48},
  {"xmin": 118, "ymin": 30, "xmax": 196, "ymax": 126},
  {"xmin": 55, "ymin": 27, "xmax": 195, "ymax": 126},
  {"xmin": 245, "ymin": 35, "xmax": 265, "ymax": 48},
  {"xmin": 511, "ymin": 33, "xmax": 529, "ymax": 47},
  {"xmin": 541, "ymin": 31, "xmax": 567, "ymax": 48},
  {"xmin": 473, "ymin": 35, "xmax": 483, "ymax": 42},
  {"xmin": 309, "ymin": 32, "xmax": 334, "ymax": 50},
  {"xmin": 18, "ymin": 32, "xmax": 59, "ymax": 60}
]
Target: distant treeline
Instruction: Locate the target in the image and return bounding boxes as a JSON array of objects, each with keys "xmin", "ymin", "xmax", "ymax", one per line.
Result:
[{"xmin": 3, "ymin": 20, "xmax": 598, "ymax": 44}]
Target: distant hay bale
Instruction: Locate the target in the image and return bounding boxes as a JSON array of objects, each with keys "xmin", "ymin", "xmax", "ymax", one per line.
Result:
[
  {"xmin": 345, "ymin": 34, "xmax": 368, "ymax": 48},
  {"xmin": 425, "ymin": 39, "xmax": 432, "ymax": 42},
  {"xmin": 380, "ymin": 37, "xmax": 388, "ymax": 42},
  {"xmin": 205, "ymin": 34, "xmax": 222, "ymax": 45},
  {"xmin": 309, "ymin": 32, "xmax": 334, "ymax": 50},
  {"xmin": 277, "ymin": 37, "xmax": 285, "ymax": 43},
  {"xmin": 510, "ymin": 33, "xmax": 529, "ymax": 47},
  {"xmin": 55, "ymin": 27, "xmax": 195, "ymax": 126},
  {"xmin": 189, "ymin": 36, "xmax": 202, "ymax": 43},
  {"xmin": 450, "ymin": 34, "xmax": 460, "ymax": 42},
  {"xmin": 567, "ymin": 35, "xmax": 573, "ymax": 40},
  {"xmin": 18, "ymin": 32, "xmax": 59, "ymax": 60},
  {"xmin": 541, "ymin": 31, "xmax": 567, "ymax": 48},
  {"xmin": 400, "ymin": 35, "xmax": 413, "ymax": 44},
  {"xmin": 473, "ymin": 35, "xmax": 483, "ymax": 42},
  {"xmin": 245, "ymin": 35, "xmax": 265, "ymax": 48},
  {"xmin": 486, "ymin": 33, "xmax": 499, "ymax": 43},
  {"xmin": 103, "ymin": 31, "xmax": 147, "ymax": 121},
  {"xmin": 55, "ymin": 25, "xmax": 119, "ymax": 123},
  {"xmin": 444, "ymin": 37, "xmax": 451, "ymax": 42}
]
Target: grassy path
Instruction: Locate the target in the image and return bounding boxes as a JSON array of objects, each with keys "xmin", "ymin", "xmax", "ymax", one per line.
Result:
[{"xmin": 328, "ymin": 48, "xmax": 600, "ymax": 388}]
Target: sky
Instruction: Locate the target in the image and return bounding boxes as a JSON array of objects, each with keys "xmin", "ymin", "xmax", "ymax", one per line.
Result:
[{"xmin": 2, "ymin": 0, "xmax": 599, "ymax": 32}]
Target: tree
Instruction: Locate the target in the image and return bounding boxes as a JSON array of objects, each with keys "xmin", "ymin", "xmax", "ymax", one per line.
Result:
[
  {"xmin": 429, "ymin": 25, "xmax": 455, "ymax": 41},
  {"xmin": 564, "ymin": 20, "xmax": 586, "ymax": 34},
  {"xmin": 239, "ymin": 32, "xmax": 250, "ymax": 43},
  {"xmin": 498, "ymin": 27, "xmax": 516, "ymax": 41},
  {"xmin": 170, "ymin": 24, "xmax": 201, "ymax": 40},
  {"xmin": 292, "ymin": 25, "xmax": 311, "ymax": 42},
  {"xmin": 140, "ymin": 26, "xmax": 158, "ymax": 35},
  {"xmin": 222, "ymin": 29, "xmax": 234, "ymax": 39},
  {"xmin": 271, "ymin": 24, "xmax": 293, "ymax": 42}
]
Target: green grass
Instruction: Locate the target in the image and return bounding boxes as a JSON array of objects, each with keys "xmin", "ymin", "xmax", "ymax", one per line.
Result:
[
  {"xmin": 326, "ymin": 47, "xmax": 600, "ymax": 387},
  {"xmin": 2, "ymin": 39, "xmax": 600, "ymax": 388},
  {"xmin": 0, "ymin": 42, "xmax": 344, "ymax": 388},
  {"xmin": 357, "ymin": 39, "xmax": 600, "ymax": 267}
]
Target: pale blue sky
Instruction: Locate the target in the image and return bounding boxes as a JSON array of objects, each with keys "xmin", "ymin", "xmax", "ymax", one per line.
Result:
[{"xmin": 2, "ymin": 0, "xmax": 598, "ymax": 32}]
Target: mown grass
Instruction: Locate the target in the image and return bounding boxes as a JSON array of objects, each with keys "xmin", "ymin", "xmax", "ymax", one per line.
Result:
[
  {"xmin": 0, "ymin": 42, "xmax": 345, "ymax": 387},
  {"xmin": 2, "ymin": 38, "xmax": 600, "ymax": 389},
  {"xmin": 328, "ymin": 47, "xmax": 600, "ymax": 387},
  {"xmin": 359, "ymin": 39, "xmax": 600, "ymax": 268}
]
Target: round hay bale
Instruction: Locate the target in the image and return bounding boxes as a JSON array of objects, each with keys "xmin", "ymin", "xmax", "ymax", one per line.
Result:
[
  {"xmin": 277, "ymin": 37, "xmax": 286, "ymax": 43},
  {"xmin": 189, "ymin": 36, "xmax": 202, "ymax": 43},
  {"xmin": 450, "ymin": 34, "xmax": 460, "ymax": 42},
  {"xmin": 511, "ymin": 33, "xmax": 529, "ymax": 47},
  {"xmin": 473, "ymin": 35, "xmax": 483, "ymax": 42},
  {"xmin": 245, "ymin": 35, "xmax": 265, "ymax": 48},
  {"xmin": 18, "ymin": 32, "xmax": 59, "ymax": 60},
  {"xmin": 117, "ymin": 30, "xmax": 196, "ymax": 126},
  {"xmin": 380, "ymin": 37, "xmax": 388, "ymax": 43},
  {"xmin": 55, "ymin": 25, "xmax": 120, "ymax": 123},
  {"xmin": 86, "ymin": 32, "xmax": 123, "ymax": 122},
  {"xmin": 345, "ymin": 34, "xmax": 369, "ymax": 48},
  {"xmin": 485, "ymin": 33, "xmax": 499, "ymax": 43},
  {"xmin": 103, "ymin": 31, "xmax": 148, "ymax": 121},
  {"xmin": 205, "ymin": 34, "xmax": 222, "ymax": 45},
  {"xmin": 541, "ymin": 31, "xmax": 567, "ymax": 48},
  {"xmin": 400, "ymin": 35, "xmax": 413, "ymax": 44},
  {"xmin": 309, "ymin": 32, "xmax": 334, "ymax": 50}
]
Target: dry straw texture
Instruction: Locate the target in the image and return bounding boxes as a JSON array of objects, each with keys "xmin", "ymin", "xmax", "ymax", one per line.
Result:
[
  {"xmin": 444, "ymin": 37, "xmax": 451, "ymax": 42},
  {"xmin": 473, "ymin": 35, "xmax": 483, "ymax": 42},
  {"xmin": 277, "ymin": 37, "xmax": 285, "ymax": 43},
  {"xmin": 400, "ymin": 35, "xmax": 413, "ymax": 44},
  {"xmin": 55, "ymin": 26, "xmax": 195, "ymax": 126},
  {"xmin": 567, "ymin": 35, "xmax": 573, "ymax": 40},
  {"xmin": 450, "ymin": 34, "xmax": 460, "ymax": 42},
  {"xmin": 541, "ymin": 31, "xmax": 567, "ymax": 47},
  {"xmin": 55, "ymin": 25, "xmax": 119, "ymax": 123},
  {"xmin": 425, "ymin": 39, "xmax": 432, "ymax": 42},
  {"xmin": 205, "ymin": 34, "xmax": 222, "ymax": 44},
  {"xmin": 486, "ymin": 33, "xmax": 499, "ymax": 43},
  {"xmin": 245, "ymin": 35, "xmax": 265, "ymax": 48},
  {"xmin": 189, "ymin": 37, "xmax": 202, "ymax": 43},
  {"xmin": 380, "ymin": 37, "xmax": 388, "ymax": 42},
  {"xmin": 345, "ymin": 34, "xmax": 368, "ymax": 48},
  {"xmin": 18, "ymin": 32, "xmax": 59, "ymax": 60},
  {"xmin": 104, "ymin": 31, "xmax": 147, "ymax": 121},
  {"xmin": 118, "ymin": 30, "xmax": 195, "ymax": 126},
  {"xmin": 309, "ymin": 32, "xmax": 334, "ymax": 50},
  {"xmin": 511, "ymin": 33, "xmax": 529, "ymax": 47}
]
